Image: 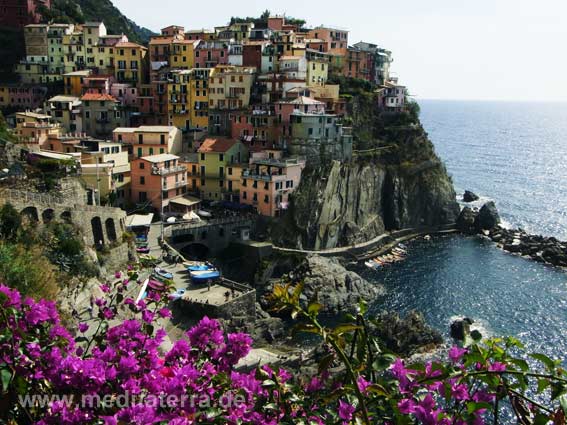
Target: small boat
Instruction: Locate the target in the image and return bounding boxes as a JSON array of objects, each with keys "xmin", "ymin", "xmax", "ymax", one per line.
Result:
[
  {"xmin": 365, "ymin": 261, "xmax": 381, "ymax": 269},
  {"xmin": 136, "ymin": 245, "xmax": 150, "ymax": 254},
  {"xmin": 186, "ymin": 264, "xmax": 210, "ymax": 272},
  {"xmin": 169, "ymin": 288, "xmax": 186, "ymax": 301},
  {"xmin": 197, "ymin": 210, "xmax": 212, "ymax": 218},
  {"xmin": 148, "ymin": 279, "xmax": 166, "ymax": 291},
  {"xmin": 153, "ymin": 267, "xmax": 173, "ymax": 280},
  {"xmin": 190, "ymin": 269, "xmax": 221, "ymax": 283},
  {"xmin": 424, "ymin": 235, "xmax": 432, "ymax": 241},
  {"xmin": 135, "ymin": 234, "xmax": 148, "ymax": 242}
]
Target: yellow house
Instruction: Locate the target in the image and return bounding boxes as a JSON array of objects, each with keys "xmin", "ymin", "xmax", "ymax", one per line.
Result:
[
  {"xmin": 167, "ymin": 68, "xmax": 210, "ymax": 130},
  {"xmin": 190, "ymin": 68, "xmax": 210, "ymax": 129},
  {"xmin": 80, "ymin": 140, "xmax": 131, "ymax": 206},
  {"xmin": 167, "ymin": 69, "xmax": 191, "ymax": 130},
  {"xmin": 63, "ymin": 70, "xmax": 91, "ymax": 96},
  {"xmin": 307, "ymin": 58, "xmax": 329, "ymax": 87},
  {"xmin": 197, "ymin": 137, "xmax": 248, "ymax": 201},
  {"xmin": 169, "ymin": 39, "xmax": 197, "ymax": 69},
  {"xmin": 113, "ymin": 42, "xmax": 148, "ymax": 86},
  {"xmin": 62, "ymin": 29, "xmax": 86, "ymax": 73},
  {"xmin": 208, "ymin": 65, "xmax": 255, "ymax": 110}
]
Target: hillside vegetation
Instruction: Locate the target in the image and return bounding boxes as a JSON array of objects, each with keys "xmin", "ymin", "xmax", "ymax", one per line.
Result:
[{"xmin": 39, "ymin": 0, "xmax": 155, "ymax": 43}]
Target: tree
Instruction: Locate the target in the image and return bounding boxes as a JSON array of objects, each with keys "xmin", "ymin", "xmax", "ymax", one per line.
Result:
[{"xmin": 0, "ymin": 203, "xmax": 21, "ymax": 241}]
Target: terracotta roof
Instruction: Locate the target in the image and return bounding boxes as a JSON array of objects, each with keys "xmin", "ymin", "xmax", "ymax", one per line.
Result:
[
  {"xmin": 80, "ymin": 93, "xmax": 118, "ymax": 102},
  {"xmin": 198, "ymin": 138, "xmax": 238, "ymax": 153},
  {"xmin": 150, "ymin": 37, "xmax": 174, "ymax": 45},
  {"xmin": 115, "ymin": 42, "xmax": 147, "ymax": 49}
]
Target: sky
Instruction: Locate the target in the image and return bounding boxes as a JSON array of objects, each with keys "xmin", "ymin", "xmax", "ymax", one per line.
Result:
[{"xmin": 112, "ymin": 0, "xmax": 567, "ymax": 101}]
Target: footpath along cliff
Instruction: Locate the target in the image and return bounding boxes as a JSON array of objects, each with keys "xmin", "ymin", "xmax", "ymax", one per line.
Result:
[{"xmin": 274, "ymin": 96, "xmax": 460, "ymax": 250}]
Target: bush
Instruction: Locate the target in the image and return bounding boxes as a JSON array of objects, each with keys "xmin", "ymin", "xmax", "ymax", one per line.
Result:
[
  {"xmin": 0, "ymin": 203, "xmax": 21, "ymax": 241},
  {"xmin": 0, "ymin": 276, "xmax": 566, "ymax": 424}
]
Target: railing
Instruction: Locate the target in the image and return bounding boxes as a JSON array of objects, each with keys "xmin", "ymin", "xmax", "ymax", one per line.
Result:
[
  {"xmin": 153, "ymin": 165, "xmax": 187, "ymax": 176},
  {"xmin": 169, "ymin": 217, "xmax": 253, "ymax": 234}
]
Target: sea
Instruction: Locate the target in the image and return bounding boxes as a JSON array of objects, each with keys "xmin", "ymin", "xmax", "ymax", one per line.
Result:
[{"xmin": 365, "ymin": 100, "xmax": 567, "ymax": 361}]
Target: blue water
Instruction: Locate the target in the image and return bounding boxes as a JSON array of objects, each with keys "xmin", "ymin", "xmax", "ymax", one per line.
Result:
[
  {"xmin": 421, "ymin": 100, "xmax": 567, "ymax": 240},
  {"xmin": 368, "ymin": 101, "xmax": 567, "ymax": 361}
]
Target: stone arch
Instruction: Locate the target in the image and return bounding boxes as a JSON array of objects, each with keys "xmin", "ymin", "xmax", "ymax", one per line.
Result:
[
  {"xmin": 60, "ymin": 210, "xmax": 72, "ymax": 223},
  {"xmin": 42, "ymin": 208, "xmax": 55, "ymax": 224},
  {"xmin": 181, "ymin": 243, "xmax": 209, "ymax": 260},
  {"xmin": 21, "ymin": 206, "xmax": 39, "ymax": 223},
  {"xmin": 172, "ymin": 233, "xmax": 195, "ymax": 244},
  {"xmin": 105, "ymin": 218, "xmax": 117, "ymax": 242},
  {"xmin": 91, "ymin": 217, "xmax": 104, "ymax": 246}
]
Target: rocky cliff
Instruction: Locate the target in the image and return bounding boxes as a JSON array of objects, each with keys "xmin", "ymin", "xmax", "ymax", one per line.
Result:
[{"xmin": 274, "ymin": 102, "xmax": 459, "ymax": 250}]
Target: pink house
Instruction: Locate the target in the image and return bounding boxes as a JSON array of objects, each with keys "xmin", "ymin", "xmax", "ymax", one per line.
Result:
[
  {"xmin": 110, "ymin": 83, "xmax": 138, "ymax": 108},
  {"xmin": 193, "ymin": 41, "xmax": 229, "ymax": 68},
  {"xmin": 275, "ymin": 96, "xmax": 326, "ymax": 137},
  {"xmin": 240, "ymin": 150, "xmax": 305, "ymax": 217},
  {"xmin": 130, "ymin": 153, "xmax": 189, "ymax": 212}
]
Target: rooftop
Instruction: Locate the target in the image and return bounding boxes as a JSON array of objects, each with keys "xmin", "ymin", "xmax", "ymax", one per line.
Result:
[
  {"xmin": 64, "ymin": 70, "xmax": 91, "ymax": 77},
  {"xmin": 115, "ymin": 42, "xmax": 147, "ymax": 49},
  {"xmin": 198, "ymin": 137, "xmax": 238, "ymax": 153},
  {"xmin": 17, "ymin": 111, "xmax": 51, "ymax": 119},
  {"xmin": 279, "ymin": 96, "xmax": 325, "ymax": 106},
  {"xmin": 141, "ymin": 153, "xmax": 180, "ymax": 163},
  {"xmin": 48, "ymin": 95, "xmax": 80, "ymax": 103},
  {"xmin": 80, "ymin": 93, "xmax": 118, "ymax": 102}
]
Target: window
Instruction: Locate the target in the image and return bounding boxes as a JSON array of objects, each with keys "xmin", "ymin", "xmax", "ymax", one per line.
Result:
[
  {"xmin": 200, "ymin": 153, "xmax": 205, "ymax": 160},
  {"xmin": 219, "ymin": 180, "xmax": 224, "ymax": 188},
  {"xmin": 253, "ymin": 193, "xmax": 257, "ymax": 201},
  {"xmin": 264, "ymin": 195, "xmax": 269, "ymax": 204},
  {"xmin": 149, "ymin": 148, "xmax": 154, "ymax": 155},
  {"xmin": 160, "ymin": 134, "xmax": 165, "ymax": 145},
  {"xmin": 140, "ymin": 176, "xmax": 145, "ymax": 185},
  {"xmin": 242, "ymin": 191, "xmax": 247, "ymax": 199},
  {"xmin": 242, "ymin": 179, "xmax": 247, "ymax": 187},
  {"xmin": 228, "ymin": 167, "xmax": 232, "ymax": 175},
  {"xmin": 139, "ymin": 162, "xmax": 145, "ymax": 169},
  {"xmin": 138, "ymin": 134, "xmax": 143, "ymax": 144},
  {"xmin": 219, "ymin": 153, "xmax": 224, "ymax": 161},
  {"xmin": 308, "ymin": 128, "xmax": 313, "ymax": 135}
]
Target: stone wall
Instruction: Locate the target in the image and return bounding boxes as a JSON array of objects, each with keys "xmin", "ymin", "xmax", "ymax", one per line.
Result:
[
  {"xmin": 177, "ymin": 289, "xmax": 256, "ymax": 321},
  {"xmin": 0, "ymin": 187, "xmax": 127, "ymax": 246}
]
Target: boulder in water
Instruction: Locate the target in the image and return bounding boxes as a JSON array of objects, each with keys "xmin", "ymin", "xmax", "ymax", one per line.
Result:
[
  {"xmin": 475, "ymin": 201, "xmax": 501, "ymax": 231},
  {"xmin": 463, "ymin": 190, "xmax": 480, "ymax": 202},
  {"xmin": 450, "ymin": 317, "xmax": 474, "ymax": 341},
  {"xmin": 457, "ymin": 207, "xmax": 478, "ymax": 235}
]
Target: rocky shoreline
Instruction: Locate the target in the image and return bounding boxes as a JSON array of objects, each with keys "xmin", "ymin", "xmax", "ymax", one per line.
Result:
[{"xmin": 457, "ymin": 196, "xmax": 567, "ymax": 268}]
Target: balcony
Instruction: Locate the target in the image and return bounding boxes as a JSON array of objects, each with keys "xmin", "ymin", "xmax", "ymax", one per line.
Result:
[
  {"xmin": 152, "ymin": 165, "xmax": 187, "ymax": 176},
  {"xmin": 242, "ymin": 170, "xmax": 286, "ymax": 182}
]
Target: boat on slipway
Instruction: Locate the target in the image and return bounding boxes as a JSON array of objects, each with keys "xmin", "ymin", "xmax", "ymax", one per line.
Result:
[{"xmin": 364, "ymin": 246, "xmax": 407, "ymax": 269}]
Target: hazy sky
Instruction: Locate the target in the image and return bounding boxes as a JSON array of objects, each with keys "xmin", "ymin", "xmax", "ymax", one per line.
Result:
[{"xmin": 112, "ymin": 0, "xmax": 567, "ymax": 101}]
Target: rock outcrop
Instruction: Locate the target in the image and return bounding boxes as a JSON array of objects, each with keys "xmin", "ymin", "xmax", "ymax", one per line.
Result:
[
  {"xmin": 489, "ymin": 227, "xmax": 567, "ymax": 267},
  {"xmin": 456, "ymin": 207, "xmax": 477, "ymax": 235},
  {"xmin": 371, "ymin": 311, "xmax": 444, "ymax": 356},
  {"xmin": 463, "ymin": 190, "xmax": 479, "ymax": 202},
  {"xmin": 475, "ymin": 201, "xmax": 500, "ymax": 231},
  {"xmin": 276, "ymin": 159, "xmax": 459, "ymax": 250},
  {"xmin": 261, "ymin": 255, "xmax": 384, "ymax": 316},
  {"xmin": 457, "ymin": 201, "xmax": 567, "ymax": 268}
]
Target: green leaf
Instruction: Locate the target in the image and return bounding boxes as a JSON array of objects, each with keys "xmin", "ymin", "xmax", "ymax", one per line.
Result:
[
  {"xmin": 533, "ymin": 413, "xmax": 550, "ymax": 425},
  {"xmin": 508, "ymin": 358, "xmax": 529, "ymax": 372},
  {"xmin": 1, "ymin": 368, "xmax": 12, "ymax": 392},
  {"xmin": 559, "ymin": 394, "xmax": 567, "ymax": 416},
  {"xmin": 307, "ymin": 302, "xmax": 323, "ymax": 316},
  {"xmin": 467, "ymin": 401, "xmax": 492, "ymax": 414},
  {"xmin": 333, "ymin": 324, "xmax": 361, "ymax": 336},
  {"xmin": 530, "ymin": 353, "xmax": 556, "ymax": 371},
  {"xmin": 537, "ymin": 378, "xmax": 551, "ymax": 393}
]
